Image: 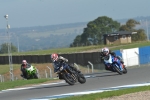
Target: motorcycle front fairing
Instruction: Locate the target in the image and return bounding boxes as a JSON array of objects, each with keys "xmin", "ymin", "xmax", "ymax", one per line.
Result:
[
  {"xmin": 111, "ymin": 56, "xmax": 123, "ymax": 71},
  {"xmin": 104, "ymin": 54, "xmax": 123, "ymax": 71},
  {"xmin": 26, "ymin": 65, "xmax": 36, "ymax": 74}
]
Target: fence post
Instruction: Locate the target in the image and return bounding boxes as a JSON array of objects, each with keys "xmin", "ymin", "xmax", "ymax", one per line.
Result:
[
  {"xmin": 0, "ymin": 75, "xmax": 2, "ymax": 82},
  {"xmin": 9, "ymin": 71, "xmax": 13, "ymax": 81},
  {"xmin": 2, "ymin": 75, "xmax": 4, "ymax": 82},
  {"xmin": 45, "ymin": 70, "xmax": 47, "ymax": 78},
  {"xmin": 47, "ymin": 66, "xmax": 52, "ymax": 78},
  {"xmin": 36, "ymin": 68, "xmax": 40, "ymax": 78},
  {"xmin": 88, "ymin": 61, "xmax": 94, "ymax": 73},
  {"xmin": 87, "ymin": 65, "xmax": 89, "ymax": 73}
]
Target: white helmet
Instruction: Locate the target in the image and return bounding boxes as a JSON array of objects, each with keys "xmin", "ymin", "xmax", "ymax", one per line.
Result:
[
  {"xmin": 22, "ymin": 60, "xmax": 27, "ymax": 63},
  {"xmin": 102, "ymin": 47, "xmax": 109, "ymax": 55},
  {"xmin": 22, "ymin": 60, "xmax": 27, "ymax": 65}
]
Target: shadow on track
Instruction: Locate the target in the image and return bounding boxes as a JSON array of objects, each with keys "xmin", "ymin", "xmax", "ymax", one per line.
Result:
[
  {"xmin": 85, "ymin": 71, "xmax": 113, "ymax": 76},
  {"xmin": 86, "ymin": 71, "xmax": 119, "ymax": 78},
  {"xmin": 26, "ymin": 82, "xmax": 74, "ymax": 91},
  {"xmin": 94, "ymin": 73, "xmax": 119, "ymax": 78},
  {"xmin": 26, "ymin": 72, "xmax": 119, "ymax": 91}
]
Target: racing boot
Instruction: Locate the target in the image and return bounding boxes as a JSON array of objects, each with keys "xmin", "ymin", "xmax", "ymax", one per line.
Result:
[
  {"xmin": 20, "ymin": 74, "xmax": 27, "ymax": 79},
  {"xmin": 20, "ymin": 74, "xmax": 24, "ymax": 78},
  {"xmin": 58, "ymin": 73, "xmax": 63, "ymax": 80}
]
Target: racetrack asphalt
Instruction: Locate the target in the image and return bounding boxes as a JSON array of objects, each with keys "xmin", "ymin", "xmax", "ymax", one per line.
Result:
[{"xmin": 0, "ymin": 65, "xmax": 150, "ymax": 100}]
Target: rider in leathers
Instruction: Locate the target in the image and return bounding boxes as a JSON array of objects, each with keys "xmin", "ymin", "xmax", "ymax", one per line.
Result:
[
  {"xmin": 100, "ymin": 47, "xmax": 124, "ymax": 71},
  {"xmin": 20, "ymin": 60, "xmax": 31, "ymax": 79},
  {"xmin": 51, "ymin": 53, "xmax": 80, "ymax": 79}
]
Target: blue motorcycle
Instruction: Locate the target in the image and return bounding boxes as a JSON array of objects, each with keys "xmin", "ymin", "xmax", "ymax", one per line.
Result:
[{"xmin": 103, "ymin": 54, "xmax": 127, "ymax": 75}]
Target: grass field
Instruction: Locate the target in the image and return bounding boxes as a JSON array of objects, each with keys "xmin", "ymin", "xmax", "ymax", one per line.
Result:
[
  {"xmin": 0, "ymin": 63, "xmax": 55, "ymax": 82},
  {"xmin": 0, "ymin": 41, "xmax": 149, "ymax": 56},
  {"xmin": 0, "ymin": 78, "xmax": 55, "ymax": 90}
]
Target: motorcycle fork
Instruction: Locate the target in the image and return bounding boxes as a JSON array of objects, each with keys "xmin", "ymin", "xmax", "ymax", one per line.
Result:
[
  {"xmin": 121, "ymin": 64, "xmax": 124, "ymax": 68},
  {"xmin": 64, "ymin": 69, "xmax": 77, "ymax": 81}
]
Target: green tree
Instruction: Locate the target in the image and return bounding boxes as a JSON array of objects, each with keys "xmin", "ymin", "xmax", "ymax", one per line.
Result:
[
  {"xmin": 119, "ymin": 19, "xmax": 140, "ymax": 31},
  {"xmin": 131, "ymin": 29, "xmax": 147, "ymax": 41},
  {"xmin": 71, "ymin": 35, "xmax": 82, "ymax": 47},
  {"xmin": 0, "ymin": 43, "xmax": 17, "ymax": 54},
  {"xmin": 119, "ymin": 19, "xmax": 146, "ymax": 41},
  {"xmin": 72, "ymin": 16, "xmax": 120, "ymax": 46}
]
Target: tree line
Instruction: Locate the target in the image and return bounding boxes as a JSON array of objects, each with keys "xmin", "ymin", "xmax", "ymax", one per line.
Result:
[{"xmin": 70, "ymin": 16, "xmax": 147, "ymax": 47}]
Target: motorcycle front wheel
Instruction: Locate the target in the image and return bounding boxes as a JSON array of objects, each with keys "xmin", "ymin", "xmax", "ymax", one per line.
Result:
[
  {"xmin": 113, "ymin": 64, "xmax": 123, "ymax": 75},
  {"xmin": 62, "ymin": 73, "xmax": 76, "ymax": 85}
]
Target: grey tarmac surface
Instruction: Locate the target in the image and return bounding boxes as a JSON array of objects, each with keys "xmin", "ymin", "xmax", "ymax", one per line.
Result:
[{"xmin": 0, "ymin": 65, "xmax": 150, "ymax": 100}]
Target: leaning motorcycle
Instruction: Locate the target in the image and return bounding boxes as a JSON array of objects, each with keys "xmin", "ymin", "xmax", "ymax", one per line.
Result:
[
  {"xmin": 69, "ymin": 64, "xmax": 86, "ymax": 84},
  {"xmin": 104, "ymin": 54, "xmax": 127, "ymax": 75},
  {"xmin": 25, "ymin": 64, "xmax": 38, "ymax": 79},
  {"xmin": 57, "ymin": 63, "xmax": 86, "ymax": 85}
]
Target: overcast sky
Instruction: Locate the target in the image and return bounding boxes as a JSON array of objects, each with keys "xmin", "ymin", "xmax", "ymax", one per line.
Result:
[{"xmin": 0, "ymin": 0, "xmax": 150, "ymax": 29}]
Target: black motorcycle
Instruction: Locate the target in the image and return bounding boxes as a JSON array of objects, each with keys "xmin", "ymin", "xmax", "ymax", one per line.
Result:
[{"xmin": 57, "ymin": 63, "xmax": 86, "ymax": 85}]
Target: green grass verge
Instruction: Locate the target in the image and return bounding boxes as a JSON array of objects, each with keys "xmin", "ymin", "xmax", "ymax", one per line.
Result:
[
  {"xmin": 1, "ymin": 45, "xmax": 102, "ymax": 55},
  {"xmin": 0, "ymin": 78, "xmax": 53, "ymax": 91},
  {"xmin": 12, "ymin": 41, "xmax": 150, "ymax": 55},
  {"xmin": 56, "ymin": 85, "xmax": 150, "ymax": 100},
  {"xmin": 0, "ymin": 64, "xmax": 20, "ymax": 74}
]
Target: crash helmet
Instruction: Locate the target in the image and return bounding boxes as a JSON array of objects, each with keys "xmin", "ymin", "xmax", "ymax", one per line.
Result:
[
  {"xmin": 51, "ymin": 53, "xmax": 59, "ymax": 62},
  {"xmin": 102, "ymin": 47, "xmax": 109, "ymax": 56},
  {"xmin": 22, "ymin": 60, "xmax": 27, "ymax": 65}
]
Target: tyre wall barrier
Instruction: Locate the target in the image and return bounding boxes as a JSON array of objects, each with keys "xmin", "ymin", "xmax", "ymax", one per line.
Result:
[
  {"xmin": 1, "ymin": 46, "xmax": 150, "ymax": 66},
  {"xmin": 0, "ymin": 52, "xmax": 102, "ymax": 65}
]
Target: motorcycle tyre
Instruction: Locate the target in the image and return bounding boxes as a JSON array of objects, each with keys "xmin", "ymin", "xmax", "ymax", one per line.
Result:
[
  {"xmin": 123, "ymin": 67, "xmax": 127, "ymax": 74},
  {"xmin": 34, "ymin": 73, "xmax": 38, "ymax": 79},
  {"xmin": 62, "ymin": 73, "xmax": 75, "ymax": 85},
  {"xmin": 113, "ymin": 65, "xmax": 123, "ymax": 75},
  {"xmin": 78, "ymin": 73, "xmax": 86, "ymax": 84}
]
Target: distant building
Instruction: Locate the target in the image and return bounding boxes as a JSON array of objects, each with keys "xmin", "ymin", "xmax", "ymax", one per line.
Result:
[{"xmin": 103, "ymin": 31, "xmax": 137, "ymax": 45}]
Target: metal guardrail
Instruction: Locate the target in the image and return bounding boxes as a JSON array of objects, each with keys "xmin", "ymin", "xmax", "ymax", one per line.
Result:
[
  {"xmin": 88, "ymin": 61, "xmax": 94, "ymax": 73},
  {"xmin": 74, "ymin": 63, "xmax": 80, "ymax": 70},
  {"xmin": 47, "ymin": 66, "xmax": 52, "ymax": 78},
  {"xmin": 0, "ymin": 75, "xmax": 4, "ymax": 82}
]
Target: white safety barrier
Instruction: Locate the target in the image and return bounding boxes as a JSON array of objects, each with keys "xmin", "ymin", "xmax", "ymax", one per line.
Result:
[{"xmin": 121, "ymin": 48, "xmax": 139, "ymax": 67}]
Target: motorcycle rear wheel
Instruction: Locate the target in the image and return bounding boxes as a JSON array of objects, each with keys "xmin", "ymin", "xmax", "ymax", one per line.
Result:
[
  {"xmin": 78, "ymin": 73, "xmax": 86, "ymax": 84},
  {"xmin": 123, "ymin": 67, "xmax": 127, "ymax": 74},
  {"xmin": 34, "ymin": 73, "xmax": 38, "ymax": 79}
]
